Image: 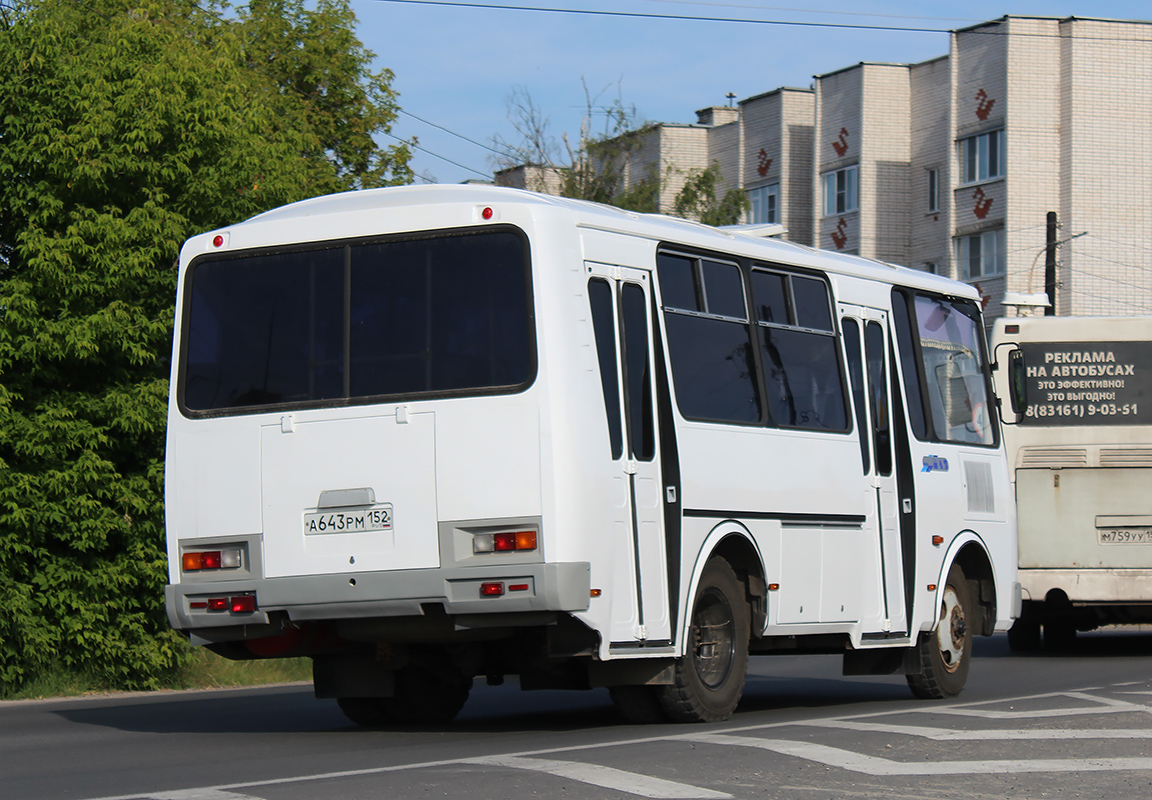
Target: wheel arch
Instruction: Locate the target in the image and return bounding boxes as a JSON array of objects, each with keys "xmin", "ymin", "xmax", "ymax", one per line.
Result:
[
  {"xmin": 682, "ymin": 521, "xmax": 767, "ymax": 646},
  {"xmin": 936, "ymin": 534, "xmax": 998, "ymax": 637}
]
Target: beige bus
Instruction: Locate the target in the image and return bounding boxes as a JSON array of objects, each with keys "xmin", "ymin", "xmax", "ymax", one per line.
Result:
[{"xmin": 992, "ymin": 315, "xmax": 1152, "ymax": 649}]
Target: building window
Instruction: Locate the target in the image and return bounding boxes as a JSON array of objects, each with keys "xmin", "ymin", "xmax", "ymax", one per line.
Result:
[
  {"xmin": 955, "ymin": 229, "xmax": 1005, "ymax": 279},
  {"xmin": 821, "ymin": 165, "xmax": 858, "ymax": 217},
  {"xmin": 748, "ymin": 183, "xmax": 779, "ymax": 224},
  {"xmin": 927, "ymin": 168, "xmax": 939, "ymax": 213},
  {"xmin": 959, "ymin": 129, "xmax": 1004, "ymax": 184}
]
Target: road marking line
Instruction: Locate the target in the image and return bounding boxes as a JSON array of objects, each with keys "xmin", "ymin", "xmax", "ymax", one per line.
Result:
[
  {"xmin": 465, "ymin": 755, "xmax": 731, "ymax": 799},
  {"xmin": 931, "ymin": 691, "xmax": 1151, "ymax": 719},
  {"xmin": 150, "ymin": 792, "xmax": 261, "ymax": 800},
  {"xmin": 809, "ymin": 719, "xmax": 1152, "ymax": 740},
  {"xmin": 682, "ymin": 733, "xmax": 1152, "ymax": 776}
]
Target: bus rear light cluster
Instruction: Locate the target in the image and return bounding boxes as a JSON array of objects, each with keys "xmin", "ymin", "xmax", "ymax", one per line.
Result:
[
  {"xmin": 472, "ymin": 530, "xmax": 537, "ymax": 554},
  {"xmin": 182, "ymin": 548, "xmax": 242, "ymax": 572},
  {"xmin": 190, "ymin": 595, "xmax": 257, "ymax": 613}
]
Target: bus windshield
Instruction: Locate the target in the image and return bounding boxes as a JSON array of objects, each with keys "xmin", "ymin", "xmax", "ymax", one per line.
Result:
[{"xmin": 913, "ymin": 295, "xmax": 993, "ymax": 446}]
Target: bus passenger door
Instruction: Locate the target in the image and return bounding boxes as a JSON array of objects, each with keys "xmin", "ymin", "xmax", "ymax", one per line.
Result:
[
  {"xmin": 841, "ymin": 308, "xmax": 907, "ymax": 636},
  {"xmin": 587, "ymin": 264, "xmax": 672, "ymax": 647}
]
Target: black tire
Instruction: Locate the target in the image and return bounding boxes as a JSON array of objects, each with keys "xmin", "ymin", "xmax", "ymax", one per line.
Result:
[
  {"xmin": 381, "ymin": 662, "xmax": 472, "ymax": 725},
  {"xmin": 907, "ymin": 563, "xmax": 973, "ymax": 699},
  {"xmin": 658, "ymin": 557, "xmax": 750, "ymax": 722},
  {"xmin": 1007, "ymin": 619, "xmax": 1042, "ymax": 652},
  {"xmin": 609, "ymin": 685, "xmax": 669, "ymax": 724},
  {"xmin": 336, "ymin": 696, "xmax": 390, "ymax": 726}
]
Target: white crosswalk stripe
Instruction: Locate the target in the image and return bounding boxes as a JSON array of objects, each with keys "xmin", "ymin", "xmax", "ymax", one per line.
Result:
[{"xmin": 465, "ymin": 755, "xmax": 731, "ymax": 799}]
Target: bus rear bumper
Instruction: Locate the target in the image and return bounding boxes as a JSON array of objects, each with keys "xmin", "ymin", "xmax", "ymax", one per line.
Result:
[
  {"xmin": 166, "ymin": 561, "xmax": 592, "ymax": 638},
  {"xmin": 1019, "ymin": 568, "xmax": 1152, "ymax": 604}
]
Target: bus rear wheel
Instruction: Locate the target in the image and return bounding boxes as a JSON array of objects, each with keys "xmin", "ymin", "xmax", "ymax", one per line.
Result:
[
  {"xmin": 659, "ymin": 557, "xmax": 749, "ymax": 722},
  {"xmin": 907, "ymin": 563, "xmax": 973, "ymax": 699},
  {"xmin": 382, "ymin": 661, "xmax": 472, "ymax": 725},
  {"xmin": 337, "ymin": 661, "xmax": 472, "ymax": 727}
]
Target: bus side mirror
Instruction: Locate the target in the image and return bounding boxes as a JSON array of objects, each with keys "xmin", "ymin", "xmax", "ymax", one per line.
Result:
[
  {"xmin": 1007, "ymin": 347, "xmax": 1028, "ymax": 419},
  {"xmin": 992, "ymin": 342, "xmax": 1027, "ymax": 425}
]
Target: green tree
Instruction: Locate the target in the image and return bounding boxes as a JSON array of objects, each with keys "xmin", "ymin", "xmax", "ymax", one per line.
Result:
[
  {"xmin": 0, "ymin": 0, "xmax": 411, "ymax": 692},
  {"xmin": 672, "ymin": 162, "xmax": 751, "ymax": 227}
]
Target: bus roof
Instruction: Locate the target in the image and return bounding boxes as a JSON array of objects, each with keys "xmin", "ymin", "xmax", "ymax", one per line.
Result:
[{"xmin": 231, "ymin": 184, "xmax": 976, "ymax": 301}]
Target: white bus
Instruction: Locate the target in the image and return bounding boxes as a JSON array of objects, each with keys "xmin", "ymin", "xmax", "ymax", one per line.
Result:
[
  {"xmin": 165, "ymin": 185, "xmax": 1017, "ymax": 724},
  {"xmin": 991, "ymin": 315, "xmax": 1152, "ymax": 649}
]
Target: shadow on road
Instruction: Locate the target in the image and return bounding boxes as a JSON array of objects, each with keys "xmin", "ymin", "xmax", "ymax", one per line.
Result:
[{"xmin": 53, "ymin": 629, "xmax": 1152, "ymax": 736}]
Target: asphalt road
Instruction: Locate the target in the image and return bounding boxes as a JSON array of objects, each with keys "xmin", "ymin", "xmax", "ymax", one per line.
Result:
[{"xmin": 6, "ymin": 630, "xmax": 1152, "ymax": 800}]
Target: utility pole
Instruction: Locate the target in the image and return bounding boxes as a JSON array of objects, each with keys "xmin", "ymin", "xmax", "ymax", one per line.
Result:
[{"xmin": 1044, "ymin": 211, "xmax": 1058, "ymax": 316}]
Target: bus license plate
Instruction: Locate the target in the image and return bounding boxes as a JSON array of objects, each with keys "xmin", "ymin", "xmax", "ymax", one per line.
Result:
[
  {"xmin": 1098, "ymin": 528, "xmax": 1152, "ymax": 544},
  {"xmin": 304, "ymin": 505, "xmax": 393, "ymax": 535}
]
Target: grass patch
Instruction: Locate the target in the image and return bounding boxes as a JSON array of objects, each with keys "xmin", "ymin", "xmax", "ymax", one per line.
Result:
[
  {"xmin": 1, "ymin": 648, "xmax": 312, "ymax": 702},
  {"xmin": 173, "ymin": 647, "xmax": 312, "ymax": 690},
  {"xmin": 1, "ymin": 662, "xmax": 112, "ymax": 701}
]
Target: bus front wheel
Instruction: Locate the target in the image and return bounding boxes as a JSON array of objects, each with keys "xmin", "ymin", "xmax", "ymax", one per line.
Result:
[
  {"xmin": 907, "ymin": 563, "xmax": 973, "ymax": 699},
  {"xmin": 659, "ymin": 557, "xmax": 749, "ymax": 722}
]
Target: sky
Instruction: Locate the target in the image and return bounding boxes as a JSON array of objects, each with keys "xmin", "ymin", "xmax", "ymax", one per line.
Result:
[{"xmin": 349, "ymin": 1, "xmax": 1152, "ymax": 185}]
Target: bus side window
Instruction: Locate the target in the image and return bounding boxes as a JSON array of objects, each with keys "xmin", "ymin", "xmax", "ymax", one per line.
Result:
[
  {"xmin": 842, "ymin": 318, "xmax": 871, "ymax": 473},
  {"xmin": 589, "ymin": 278, "xmax": 624, "ymax": 460},
  {"xmin": 890, "ymin": 289, "xmax": 928, "ymax": 440},
  {"xmin": 865, "ymin": 321, "xmax": 892, "ymax": 475},
  {"xmin": 753, "ymin": 269, "xmax": 848, "ymax": 432},
  {"xmin": 621, "ymin": 283, "xmax": 655, "ymax": 461},
  {"xmin": 658, "ymin": 252, "xmax": 761, "ymax": 424}
]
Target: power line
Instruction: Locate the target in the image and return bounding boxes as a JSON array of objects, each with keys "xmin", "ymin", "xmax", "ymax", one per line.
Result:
[
  {"xmin": 370, "ymin": 0, "xmax": 952, "ymax": 33},
  {"xmin": 399, "ymin": 109, "xmax": 506, "ymax": 157},
  {"xmin": 631, "ymin": 1, "xmax": 980, "ymax": 26},
  {"xmin": 369, "ymin": 0, "xmax": 1152, "ymax": 42},
  {"xmin": 380, "ymin": 131, "xmax": 493, "ymax": 180}
]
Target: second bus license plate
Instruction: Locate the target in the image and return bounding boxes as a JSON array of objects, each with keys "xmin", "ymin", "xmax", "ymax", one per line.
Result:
[{"xmin": 1098, "ymin": 528, "xmax": 1152, "ymax": 544}]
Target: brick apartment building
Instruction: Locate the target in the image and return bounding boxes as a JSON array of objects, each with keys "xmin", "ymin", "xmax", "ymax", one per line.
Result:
[{"xmin": 500, "ymin": 16, "xmax": 1152, "ymax": 320}]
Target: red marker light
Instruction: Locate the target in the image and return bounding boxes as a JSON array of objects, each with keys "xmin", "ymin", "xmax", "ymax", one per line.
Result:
[
  {"xmin": 212, "ymin": 234, "xmax": 225, "ymax": 247},
  {"xmin": 207, "ymin": 597, "xmax": 228, "ymax": 611},
  {"xmin": 481, "ymin": 207, "xmax": 494, "ymax": 220},
  {"xmin": 480, "ymin": 582, "xmax": 505, "ymax": 597},
  {"xmin": 230, "ymin": 595, "xmax": 257, "ymax": 613}
]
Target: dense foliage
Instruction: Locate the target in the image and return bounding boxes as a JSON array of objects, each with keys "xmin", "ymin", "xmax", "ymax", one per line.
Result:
[{"xmin": 0, "ymin": 0, "xmax": 411, "ymax": 691}]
